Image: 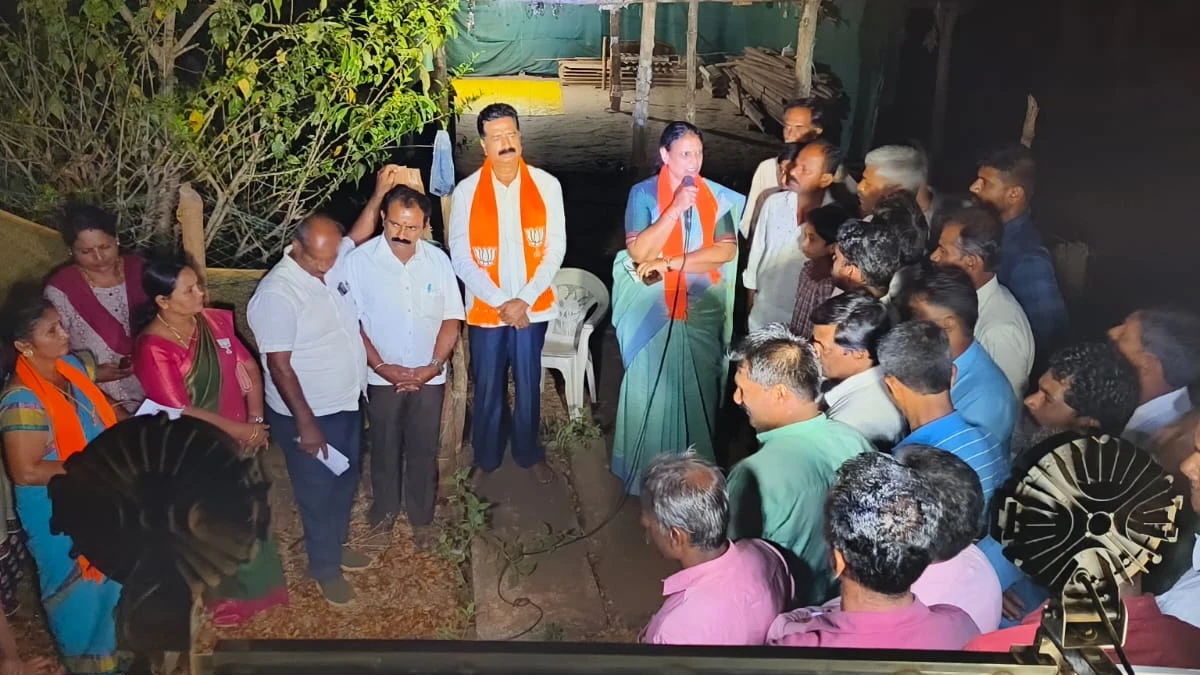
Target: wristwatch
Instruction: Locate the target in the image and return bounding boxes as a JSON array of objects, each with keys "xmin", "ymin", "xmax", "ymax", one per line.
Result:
[
  {"xmin": 250, "ymin": 415, "xmax": 265, "ymax": 424},
  {"xmin": 430, "ymin": 358, "xmax": 443, "ymax": 370}
]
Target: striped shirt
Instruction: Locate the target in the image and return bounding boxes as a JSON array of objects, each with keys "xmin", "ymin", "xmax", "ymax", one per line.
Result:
[{"xmin": 896, "ymin": 411, "xmax": 1008, "ymax": 503}]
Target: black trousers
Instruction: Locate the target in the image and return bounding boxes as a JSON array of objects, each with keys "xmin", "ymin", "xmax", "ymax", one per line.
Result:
[{"xmin": 366, "ymin": 383, "xmax": 444, "ymax": 527}]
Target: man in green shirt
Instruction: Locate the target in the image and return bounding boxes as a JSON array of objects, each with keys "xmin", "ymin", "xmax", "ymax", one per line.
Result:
[{"xmin": 727, "ymin": 324, "xmax": 876, "ymax": 605}]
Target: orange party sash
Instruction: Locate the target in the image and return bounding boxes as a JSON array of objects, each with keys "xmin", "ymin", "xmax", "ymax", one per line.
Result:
[
  {"xmin": 655, "ymin": 167, "xmax": 720, "ymax": 320},
  {"xmin": 16, "ymin": 355, "xmax": 117, "ymax": 583},
  {"xmin": 466, "ymin": 158, "xmax": 556, "ymax": 326}
]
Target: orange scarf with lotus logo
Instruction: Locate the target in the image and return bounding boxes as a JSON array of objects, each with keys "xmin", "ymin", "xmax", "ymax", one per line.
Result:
[{"xmin": 466, "ymin": 157, "xmax": 556, "ymax": 326}]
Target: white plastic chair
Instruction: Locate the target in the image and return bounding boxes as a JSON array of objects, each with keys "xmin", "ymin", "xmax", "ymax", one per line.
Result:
[{"xmin": 541, "ymin": 268, "xmax": 610, "ymax": 419}]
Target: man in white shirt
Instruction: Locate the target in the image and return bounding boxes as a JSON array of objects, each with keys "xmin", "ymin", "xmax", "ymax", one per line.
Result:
[
  {"xmin": 930, "ymin": 205, "xmax": 1034, "ymax": 395},
  {"xmin": 1109, "ymin": 308, "xmax": 1200, "ymax": 447},
  {"xmin": 345, "ymin": 185, "xmax": 464, "ymax": 547},
  {"xmin": 449, "ymin": 103, "xmax": 565, "ymax": 482},
  {"xmin": 1158, "ymin": 442, "xmax": 1200, "ymax": 628},
  {"xmin": 809, "ymin": 290, "xmax": 905, "ymax": 449},
  {"xmin": 744, "ymin": 140, "xmax": 841, "ymax": 331},
  {"xmin": 739, "ymin": 99, "xmax": 828, "ymax": 239},
  {"xmin": 247, "ymin": 199, "xmax": 382, "ymax": 605}
]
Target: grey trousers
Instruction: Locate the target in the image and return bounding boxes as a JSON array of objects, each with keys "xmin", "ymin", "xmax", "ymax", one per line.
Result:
[{"xmin": 366, "ymin": 383, "xmax": 444, "ymax": 527}]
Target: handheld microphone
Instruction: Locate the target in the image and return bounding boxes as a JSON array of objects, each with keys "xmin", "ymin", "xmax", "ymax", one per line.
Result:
[{"xmin": 681, "ymin": 175, "xmax": 695, "ymax": 230}]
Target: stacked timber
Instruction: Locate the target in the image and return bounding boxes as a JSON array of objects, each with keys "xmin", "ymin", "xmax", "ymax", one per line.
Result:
[
  {"xmin": 706, "ymin": 47, "xmax": 850, "ymax": 133},
  {"xmin": 558, "ymin": 55, "xmax": 687, "ymax": 88}
]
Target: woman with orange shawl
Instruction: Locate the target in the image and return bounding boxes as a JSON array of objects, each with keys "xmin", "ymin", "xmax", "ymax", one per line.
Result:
[
  {"xmin": 0, "ymin": 287, "xmax": 124, "ymax": 674},
  {"xmin": 611, "ymin": 122, "xmax": 745, "ymax": 495}
]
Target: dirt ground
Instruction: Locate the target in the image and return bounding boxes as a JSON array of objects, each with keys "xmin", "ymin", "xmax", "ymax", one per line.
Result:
[{"xmin": 455, "ymin": 80, "xmax": 776, "ymax": 185}]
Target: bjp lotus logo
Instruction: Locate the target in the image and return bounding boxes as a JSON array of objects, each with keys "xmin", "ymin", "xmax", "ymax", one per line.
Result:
[
  {"xmin": 525, "ymin": 228, "xmax": 545, "ymax": 257},
  {"xmin": 473, "ymin": 246, "xmax": 497, "ymax": 268}
]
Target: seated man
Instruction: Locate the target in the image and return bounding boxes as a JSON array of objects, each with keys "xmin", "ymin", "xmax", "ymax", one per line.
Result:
[
  {"xmin": 904, "ymin": 266, "xmax": 1019, "ymax": 449},
  {"xmin": 930, "ymin": 204, "xmax": 1034, "ymax": 395},
  {"xmin": 1109, "ymin": 308, "xmax": 1200, "ymax": 447},
  {"xmin": 1017, "ymin": 341, "xmax": 1140, "ymax": 456},
  {"xmin": 810, "ymin": 290, "xmax": 905, "ymax": 449},
  {"xmin": 878, "ymin": 320, "xmax": 1007, "ymax": 503},
  {"xmin": 640, "ymin": 453, "xmax": 793, "ymax": 645},
  {"xmin": 767, "ymin": 452, "xmax": 980, "ymax": 649},
  {"xmin": 898, "ymin": 445, "xmax": 1002, "ymax": 633},
  {"xmin": 726, "ymin": 325, "xmax": 875, "ymax": 606}
]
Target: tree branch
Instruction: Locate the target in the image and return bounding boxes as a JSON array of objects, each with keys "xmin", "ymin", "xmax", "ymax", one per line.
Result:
[{"xmin": 174, "ymin": 1, "xmax": 222, "ymax": 58}]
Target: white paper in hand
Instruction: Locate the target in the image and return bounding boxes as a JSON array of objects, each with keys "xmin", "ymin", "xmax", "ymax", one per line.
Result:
[
  {"xmin": 134, "ymin": 398, "xmax": 183, "ymax": 420},
  {"xmin": 317, "ymin": 444, "xmax": 351, "ymax": 476}
]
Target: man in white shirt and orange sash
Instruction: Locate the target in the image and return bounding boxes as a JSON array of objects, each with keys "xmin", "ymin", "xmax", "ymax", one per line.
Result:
[{"xmin": 449, "ymin": 103, "xmax": 566, "ymax": 482}]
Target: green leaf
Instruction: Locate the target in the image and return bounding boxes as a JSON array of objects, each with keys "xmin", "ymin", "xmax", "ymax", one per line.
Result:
[
  {"xmin": 249, "ymin": 3, "xmax": 266, "ymax": 23},
  {"xmin": 418, "ymin": 68, "xmax": 430, "ymax": 94},
  {"xmin": 272, "ymin": 0, "xmax": 282, "ymax": 15},
  {"xmin": 46, "ymin": 96, "xmax": 65, "ymax": 122}
]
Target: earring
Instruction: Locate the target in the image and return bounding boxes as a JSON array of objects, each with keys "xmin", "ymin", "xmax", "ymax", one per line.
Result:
[{"xmin": 21, "ymin": 350, "xmax": 32, "ymax": 358}]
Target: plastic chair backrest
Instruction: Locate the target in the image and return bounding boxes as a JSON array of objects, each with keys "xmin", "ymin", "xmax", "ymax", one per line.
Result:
[{"xmin": 547, "ymin": 268, "xmax": 610, "ymax": 344}]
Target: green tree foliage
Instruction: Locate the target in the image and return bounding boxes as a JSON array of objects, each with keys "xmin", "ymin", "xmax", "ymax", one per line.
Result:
[{"xmin": 0, "ymin": 0, "xmax": 458, "ymax": 262}]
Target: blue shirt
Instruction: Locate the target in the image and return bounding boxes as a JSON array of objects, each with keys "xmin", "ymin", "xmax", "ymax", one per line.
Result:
[
  {"xmin": 997, "ymin": 211, "xmax": 1068, "ymax": 352},
  {"xmin": 897, "ymin": 410, "xmax": 1008, "ymax": 504},
  {"xmin": 952, "ymin": 341, "xmax": 1018, "ymax": 450}
]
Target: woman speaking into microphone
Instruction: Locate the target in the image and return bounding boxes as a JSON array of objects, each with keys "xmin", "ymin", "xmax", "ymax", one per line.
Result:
[{"xmin": 611, "ymin": 122, "xmax": 745, "ymax": 495}]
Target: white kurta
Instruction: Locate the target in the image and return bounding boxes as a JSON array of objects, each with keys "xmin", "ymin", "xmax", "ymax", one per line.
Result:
[
  {"xmin": 974, "ymin": 276, "xmax": 1035, "ymax": 396},
  {"xmin": 447, "ymin": 164, "xmax": 567, "ymax": 326},
  {"xmin": 743, "ymin": 190, "xmax": 808, "ymax": 332}
]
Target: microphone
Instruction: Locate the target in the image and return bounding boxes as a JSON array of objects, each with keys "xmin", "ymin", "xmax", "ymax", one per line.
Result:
[{"xmin": 681, "ymin": 175, "xmax": 695, "ymax": 231}]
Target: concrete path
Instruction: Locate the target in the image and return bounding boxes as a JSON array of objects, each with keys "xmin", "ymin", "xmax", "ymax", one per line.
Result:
[
  {"xmin": 469, "ymin": 330, "xmax": 676, "ymax": 641},
  {"xmin": 469, "ymin": 456, "xmax": 606, "ymax": 641}
]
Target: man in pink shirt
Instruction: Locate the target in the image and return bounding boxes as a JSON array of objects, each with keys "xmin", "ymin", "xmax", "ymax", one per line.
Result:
[
  {"xmin": 768, "ymin": 452, "xmax": 980, "ymax": 649},
  {"xmin": 640, "ymin": 453, "xmax": 793, "ymax": 645},
  {"xmin": 898, "ymin": 445, "xmax": 1003, "ymax": 632}
]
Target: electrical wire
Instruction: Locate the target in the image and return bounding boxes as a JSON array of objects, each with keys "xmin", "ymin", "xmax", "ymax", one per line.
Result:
[{"xmin": 496, "ymin": 181, "xmax": 699, "ymax": 640}]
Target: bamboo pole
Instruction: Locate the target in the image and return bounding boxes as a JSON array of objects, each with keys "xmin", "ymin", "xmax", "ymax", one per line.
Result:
[
  {"xmin": 685, "ymin": 0, "xmax": 699, "ymax": 124},
  {"xmin": 608, "ymin": 7, "xmax": 622, "ymax": 112},
  {"xmin": 436, "ymin": 190, "xmax": 468, "ymax": 498},
  {"xmin": 794, "ymin": 0, "xmax": 820, "ymax": 96},
  {"xmin": 930, "ymin": 1, "xmax": 959, "ymax": 157},
  {"xmin": 632, "ymin": 0, "xmax": 657, "ymax": 170}
]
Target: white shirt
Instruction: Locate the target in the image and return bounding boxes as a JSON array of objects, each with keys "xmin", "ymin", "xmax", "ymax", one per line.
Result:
[
  {"xmin": 345, "ymin": 237, "xmax": 466, "ymax": 387},
  {"xmin": 744, "ymin": 191, "xmax": 808, "ymax": 332},
  {"xmin": 823, "ymin": 366, "xmax": 906, "ymax": 448},
  {"xmin": 248, "ymin": 237, "xmax": 366, "ymax": 417},
  {"xmin": 448, "ymin": 164, "xmax": 566, "ymax": 326},
  {"xmin": 1124, "ymin": 387, "xmax": 1193, "ymax": 448},
  {"xmin": 974, "ymin": 276, "xmax": 1035, "ymax": 396},
  {"xmin": 739, "ymin": 157, "xmax": 781, "ymax": 239},
  {"xmin": 1156, "ymin": 534, "xmax": 1199, "ymax": 628}
]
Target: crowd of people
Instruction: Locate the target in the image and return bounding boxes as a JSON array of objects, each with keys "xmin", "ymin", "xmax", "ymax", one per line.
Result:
[{"xmin": 0, "ymin": 98, "xmax": 1197, "ymax": 673}]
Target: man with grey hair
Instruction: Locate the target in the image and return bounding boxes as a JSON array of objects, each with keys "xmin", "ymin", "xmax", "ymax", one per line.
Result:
[
  {"xmin": 768, "ymin": 452, "xmax": 980, "ymax": 649},
  {"xmin": 639, "ymin": 453, "xmax": 792, "ymax": 645},
  {"xmin": 857, "ymin": 144, "xmax": 931, "ymax": 218},
  {"xmin": 1109, "ymin": 308, "xmax": 1200, "ymax": 446},
  {"xmin": 726, "ymin": 324, "xmax": 875, "ymax": 606}
]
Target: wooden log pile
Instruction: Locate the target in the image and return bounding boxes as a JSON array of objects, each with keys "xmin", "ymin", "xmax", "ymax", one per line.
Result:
[
  {"xmin": 558, "ymin": 55, "xmax": 686, "ymax": 88},
  {"xmin": 705, "ymin": 47, "xmax": 850, "ymax": 133}
]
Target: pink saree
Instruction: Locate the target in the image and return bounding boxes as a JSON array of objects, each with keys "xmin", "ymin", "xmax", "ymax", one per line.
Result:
[{"xmin": 133, "ymin": 308, "xmax": 288, "ymax": 626}]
